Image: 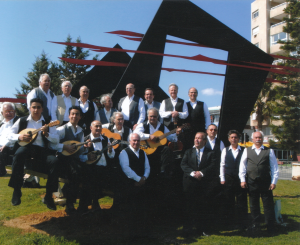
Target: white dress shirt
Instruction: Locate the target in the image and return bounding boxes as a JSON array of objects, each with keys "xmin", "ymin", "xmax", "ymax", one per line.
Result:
[
  {"xmin": 0, "ymin": 117, "xmax": 17, "ymax": 147},
  {"xmin": 81, "ymin": 134, "xmax": 115, "ymax": 166},
  {"xmin": 7, "ymin": 115, "xmax": 58, "ymax": 148},
  {"xmin": 78, "ymin": 99, "xmax": 100, "ymax": 121},
  {"xmin": 207, "ymin": 137, "xmax": 225, "ymax": 152},
  {"xmin": 104, "ymin": 108, "xmax": 112, "ymax": 123},
  {"xmin": 239, "ymin": 145, "xmax": 279, "ymax": 184},
  {"xmin": 133, "ymin": 121, "xmax": 177, "ymax": 142},
  {"xmin": 27, "ymin": 86, "xmax": 58, "ymax": 121},
  {"xmin": 190, "ymin": 146, "xmax": 205, "ymax": 177},
  {"xmin": 188, "ymin": 100, "xmax": 211, "ymax": 129},
  {"xmin": 102, "ymin": 123, "xmax": 132, "ymax": 142},
  {"xmin": 159, "ymin": 97, "xmax": 188, "ymax": 122},
  {"xmin": 120, "ymin": 95, "xmax": 145, "ymax": 124},
  {"xmin": 220, "ymin": 145, "xmax": 242, "ymax": 182},
  {"xmin": 62, "ymin": 94, "xmax": 79, "ymax": 121},
  {"xmin": 119, "ymin": 145, "xmax": 150, "ymax": 182}
]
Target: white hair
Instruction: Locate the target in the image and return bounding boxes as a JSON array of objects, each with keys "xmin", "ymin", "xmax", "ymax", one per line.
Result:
[
  {"xmin": 147, "ymin": 107, "xmax": 159, "ymax": 116},
  {"xmin": 252, "ymin": 131, "xmax": 264, "ymax": 139},
  {"xmin": 39, "ymin": 73, "xmax": 51, "ymax": 83},
  {"xmin": 61, "ymin": 80, "xmax": 72, "ymax": 88},
  {"xmin": 129, "ymin": 133, "xmax": 140, "ymax": 141},
  {"xmin": 169, "ymin": 83, "xmax": 178, "ymax": 90},
  {"xmin": 100, "ymin": 94, "xmax": 112, "ymax": 104},
  {"xmin": 1, "ymin": 102, "xmax": 16, "ymax": 112},
  {"xmin": 111, "ymin": 111, "xmax": 123, "ymax": 123}
]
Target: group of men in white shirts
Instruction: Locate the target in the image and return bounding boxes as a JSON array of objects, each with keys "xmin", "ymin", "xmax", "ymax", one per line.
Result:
[{"xmin": 0, "ymin": 72, "xmax": 278, "ymax": 236}]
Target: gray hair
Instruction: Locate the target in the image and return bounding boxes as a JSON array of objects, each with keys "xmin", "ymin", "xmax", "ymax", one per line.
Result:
[
  {"xmin": 61, "ymin": 80, "xmax": 72, "ymax": 89},
  {"xmin": 79, "ymin": 86, "xmax": 90, "ymax": 92},
  {"xmin": 169, "ymin": 83, "xmax": 178, "ymax": 90},
  {"xmin": 111, "ymin": 111, "xmax": 123, "ymax": 123},
  {"xmin": 129, "ymin": 133, "xmax": 140, "ymax": 141},
  {"xmin": 39, "ymin": 73, "xmax": 51, "ymax": 83},
  {"xmin": 147, "ymin": 107, "xmax": 159, "ymax": 116},
  {"xmin": 100, "ymin": 94, "xmax": 112, "ymax": 104},
  {"xmin": 252, "ymin": 131, "xmax": 264, "ymax": 139},
  {"xmin": 1, "ymin": 102, "xmax": 16, "ymax": 112}
]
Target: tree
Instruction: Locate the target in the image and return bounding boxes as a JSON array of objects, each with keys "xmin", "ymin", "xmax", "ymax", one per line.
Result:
[
  {"xmin": 269, "ymin": 0, "xmax": 300, "ymax": 155},
  {"xmin": 59, "ymin": 35, "xmax": 98, "ymax": 86}
]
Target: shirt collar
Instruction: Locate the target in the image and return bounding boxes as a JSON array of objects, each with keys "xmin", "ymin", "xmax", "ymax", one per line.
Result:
[
  {"xmin": 39, "ymin": 85, "xmax": 50, "ymax": 95},
  {"xmin": 252, "ymin": 144, "xmax": 264, "ymax": 150},
  {"xmin": 189, "ymin": 99, "xmax": 197, "ymax": 103},
  {"xmin": 129, "ymin": 145, "xmax": 140, "ymax": 154},
  {"xmin": 62, "ymin": 94, "xmax": 72, "ymax": 99},
  {"xmin": 127, "ymin": 94, "xmax": 135, "ymax": 100},
  {"xmin": 229, "ymin": 145, "xmax": 241, "ymax": 151},
  {"xmin": 170, "ymin": 97, "xmax": 178, "ymax": 103},
  {"xmin": 208, "ymin": 137, "xmax": 216, "ymax": 143},
  {"xmin": 113, "ymin": 124, "xmax": 124, "ymax": 133},
  {"xmin": 27, "ymin": 114, "xmax": 44, "ymax": 122},
  {"xmin": 66, "ymin": 121, "xmax": 83, "ymax": 132},
  {"xmin": 147, "ymin": 120, "xmax": 160, "ymax": 129},
  {"xmin": 145, "ymin": 100, "xmax": 153, "ymax": 105},
  {"xmin": 104, "ymin": 108, "xmax": 111, "ymax": 113},
  {"xmin": 79, "ymin": 98, "xmax": 90, "ymax": 104},
  {"xmin": 193, "ymin": 145, "xmax": 205, "ymax": 152},
  {"xmin": 90, "ymin": 133, "xmax": 104, "ymax": 141},
  {"xmin": 1, "ymin": 116, "xmax": 15, "ymax": 124}
]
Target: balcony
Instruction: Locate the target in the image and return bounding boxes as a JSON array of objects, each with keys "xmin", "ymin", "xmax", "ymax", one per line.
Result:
[
  {"xmin": 270, "ymin": 21, "xmax": 285, "ymax": 35},
  {"xmin": 270, "ymin": 43, "xmax": 286, "ymax": 55},
  {"xmin": 270, "ymin": 2, "xmax": 288, "ymax": 20}
]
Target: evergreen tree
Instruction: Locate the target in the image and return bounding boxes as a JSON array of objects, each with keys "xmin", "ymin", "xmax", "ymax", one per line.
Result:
[
  {"xmin": 269, "ymin": 0, "xmax": 300, "ymax": 155},
  {"xmin": 59, "ymin": 35, "xmax": 98, "ymax": 86}
]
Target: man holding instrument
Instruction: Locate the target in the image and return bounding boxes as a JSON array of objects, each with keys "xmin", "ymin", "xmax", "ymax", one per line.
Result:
[
  {"xmin": 54, "ymin": 105, "xmax": 96, "ymax": 214},
  {"xmin": 7, "ymin": 98, "xmax": 59, "ymax": 210},
  {"xmin": 82, "ymin": 120, "xmax": 115, "ymax": 212}
]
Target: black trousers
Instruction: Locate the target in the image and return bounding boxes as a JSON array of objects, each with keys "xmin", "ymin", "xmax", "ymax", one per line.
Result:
[
  {"xmin": 0, "ymin": 147, "xmax": 13, "ymax": 175},
  {"xmin": 223, "ymin": 174, "xmax": 248, "ymax": 224},
  {"xmin": 8, "ymin": 145, "xmax": 59, "ymax": 193},
  {"xmin": 58, "ymin": 154, "xmax": 91, "ymax": 204},
  {"xmin": 248, "ymin": 177, "xmax": 275, "ymax": 227}
]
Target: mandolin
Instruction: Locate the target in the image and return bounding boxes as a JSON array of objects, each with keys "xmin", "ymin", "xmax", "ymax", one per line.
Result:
[
  {"xmin": 18, "ymin": 120, "xmax": 60, "ymax": 146},
  {"xmin": 141, "ymin": 123, "xmax": 190, "ymax": 155},
  {"xmin": 61, "ymin": 138, "xmax": 101, "ymax": 156}
]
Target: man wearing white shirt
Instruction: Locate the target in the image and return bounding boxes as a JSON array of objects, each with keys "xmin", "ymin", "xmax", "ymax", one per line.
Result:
[
  {"xmin": 159, "ymin": 83, "xmax": 188, "ymax": 130},
  {"xmin": 56, "ymin": 81, "xmax": 79, "ymax": 126},
  {"xmin": 98, "ymin": 94, "xmax": 117, "ymax": 124},
  {"xmin": 7, "ymin": 98, "xmax": 59, "ymax": 210},
  {"xmin": 239, "ymin": 131, "xmax": 278, "ymax": 233},
  {"xmin": 78, "ymin": 86, "xmax": 100, "ymax": 136},
  {"xmin": 181, "ymin": 132, "xmax": 217, "ymax": 237},
  {"xmin": 117, "ymin": 83, "xmax": 145, "ymax": 130},
  {"xmin": 55, "ymin": 105, "xmax": 96, "ymax": 214},
  {"xmin": 0, "ymin": 102, "xmax": 19, "ymax": 176},
  {"xmin": 26, "ymin": 73, "xmax": 57, "ymax": 122},
  {"xmin": 144, "ymin": 88, "xmax": 161, "ymax": 123},
  {"xmin": 220, "ymin": 130, "xmax": 247, "ymax": 228},
  {"xmin": 118, "ymin": 133, "xmax": 150, "ymax": 236},
  {"xmin": 183, "ymin": 87, "xmax": 210, "ymax": 149},
  {"xmin": 134, "ymin": 108, "xmax": 179, "ymax": 182},
  {"xmin": 84, "ymin": 120, "xmax": 115, "ymax": 211}
]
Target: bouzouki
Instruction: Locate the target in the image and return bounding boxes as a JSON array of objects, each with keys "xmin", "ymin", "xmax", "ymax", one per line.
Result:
[
  {"xmin": 18, "ymin": 120, "xmax": 60, "ymax": 146},
  {"xmin": 141, "ymin": 123, "xmax": 190, "ymax": 155},
  {"xmin": 61, "ymin": 138, "xmax": 101, "ymax": 156}
]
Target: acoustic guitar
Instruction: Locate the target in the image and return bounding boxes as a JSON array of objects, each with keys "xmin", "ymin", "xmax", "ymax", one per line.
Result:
[
  {"xmin": 18, "ymin": 120, "xmax": 60, "ymax": 146},
  {"xmin": 141, "ymin": 123, "xmax": 190, "ymax": 155},
  {"xmin": 61, "ymin": 138, "xmax": 101, "ymax": 156}
]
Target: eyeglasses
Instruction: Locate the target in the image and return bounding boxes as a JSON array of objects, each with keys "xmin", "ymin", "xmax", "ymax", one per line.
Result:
[{"xmin": 209, "ymin": 129, "xmax": 217, "ymax": 132}]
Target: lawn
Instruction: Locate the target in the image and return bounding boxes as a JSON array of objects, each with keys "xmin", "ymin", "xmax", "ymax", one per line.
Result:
[{"xmin": 0, "ymin": 174, "xmax": 299, "ymax": 245}]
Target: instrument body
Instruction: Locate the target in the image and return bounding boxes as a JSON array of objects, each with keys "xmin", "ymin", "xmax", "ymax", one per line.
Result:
[
  {"xmin": 61, "ymin": 138, "xmax": 101, "ymax": 156},
  {"xmin": 101, "ymin": 128, "xmax": 121, "ymax": 149},
  {"xmin": 18, "ymin": 120, "xmax": 60, "ymax": 146}
]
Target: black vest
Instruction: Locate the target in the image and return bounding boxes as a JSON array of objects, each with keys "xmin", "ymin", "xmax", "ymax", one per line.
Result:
[
  {"xmin": 142, "ymin": 121, "xmax": 165, "ymax": 134},
  {"xmin": 78, "ymin": 100, "xmax": 95, "ymax": 132},
  {"xmin": 118, "ymin": 95, "xmax": 141, "ymax": 126},
  {"xmin": 186, "ymin": 101, "xmax": 205, "ymax": 132},
  {"xmin": 84, "ymin": 134, "xmax": 110, "ymax": 165},
  {"xmin": 124, "ymin": 148, "xmax": 145, "ymax": 184},
  {"xmin": 163, "ymin": 97, "xmax": 184, "ymax": 127},
  {"xmin": 246, "ymin": 147, "xmax": 271, "ymax": 180},
  {"xmin": 225, "ymin": 146, "xmax": 245, "ymax": 177}
]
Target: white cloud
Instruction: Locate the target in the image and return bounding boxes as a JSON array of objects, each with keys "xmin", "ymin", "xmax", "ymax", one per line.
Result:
[{"xmin": 201, "ymin": 88, "xmax": 223, "ymax": 96}]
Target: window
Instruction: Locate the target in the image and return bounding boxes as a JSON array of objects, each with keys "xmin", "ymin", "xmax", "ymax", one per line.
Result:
[
  {"xmin": 252, "ymin": 26, "xmax": 259, "ymax": 36},
  {"xmin": 270, "ymin": 32, "xmax": 287, "ymax": 45},
  {"xmin": 252, "ymin": 10, "xmax": 259, "ymax": 19}
]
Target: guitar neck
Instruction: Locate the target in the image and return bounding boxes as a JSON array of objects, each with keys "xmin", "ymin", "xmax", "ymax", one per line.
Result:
[{"xmin": 158, "ymin": 128, "xmax": 177, "ymax": 140}]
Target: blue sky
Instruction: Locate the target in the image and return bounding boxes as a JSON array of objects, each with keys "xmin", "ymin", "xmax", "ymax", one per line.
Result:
[{"xmin": 0, "ymin": 0, "xmax": 254, "ymax": 108}]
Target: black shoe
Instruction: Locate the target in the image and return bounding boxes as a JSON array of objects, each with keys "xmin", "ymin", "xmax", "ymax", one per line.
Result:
[
  {"xmin": 42, "ymin": 195, "xmax": 57, "ymax": 211},
  {"xmin": 12, "ymin": 189, "xmax": 22, "ymax": 206},
  {"xmin": 65, "ymin": 202, "xmax": 76, "ymax": 215}
]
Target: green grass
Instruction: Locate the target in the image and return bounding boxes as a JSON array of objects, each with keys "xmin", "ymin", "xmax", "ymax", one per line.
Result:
[{"xmin": 0, "ymin": 175, "xmax": 300, "ymax": 244}]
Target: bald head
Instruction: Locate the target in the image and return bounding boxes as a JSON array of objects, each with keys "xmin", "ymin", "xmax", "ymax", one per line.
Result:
[
  {"xmin": 90, "ymin": 120, "xmax": 102, "ymax": 137},
  {"xmin": 129, "ymin": 133, "xmax": 141, "ymax": 151}
]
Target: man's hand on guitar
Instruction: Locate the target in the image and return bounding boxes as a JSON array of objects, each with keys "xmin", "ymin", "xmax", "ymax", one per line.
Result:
[
  {"xmin": 19, "ymin": 134, "xmax": 32, "ymax": 142},
  {"xmin": 176, "ymin": 127, "xmax": 182, "ymax": 135},
  {"xmin": 108, "ymin": 144, "xmax": 112, "ymax": 153},
  {"xmin": 149, "ymin": 135, "xmax": 159, "ymax": 142},
  {"xmin": 84, "ymin": 139, "xmax": 93, "ymax": 148},
  {"xmin": 88, "ymin": 153, "xmax": 97, "ymax": 161},
  {"xmin": 63, "ymin": 144, "xmax": 77, "ymax": 154},
  {"xmin": 41, "ymin": 125, "xmax": 49, "ymax": 137}
]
